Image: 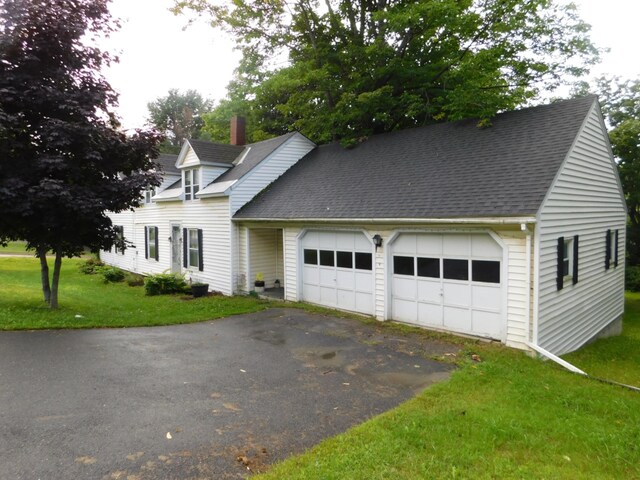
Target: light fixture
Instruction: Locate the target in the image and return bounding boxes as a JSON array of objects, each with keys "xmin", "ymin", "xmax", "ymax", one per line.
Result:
[{"xmin": 372, "ymin": 234, "xmax": 383, "ymax": 251}]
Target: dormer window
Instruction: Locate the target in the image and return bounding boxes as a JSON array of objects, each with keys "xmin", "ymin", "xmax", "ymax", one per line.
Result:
[
  {"xmin": 184, "ymin": 168, "xmax": 200, "ymax": 201},
  {"xmin": 143, "ymin": 187, "xmax": 156, "ymax": 204}
]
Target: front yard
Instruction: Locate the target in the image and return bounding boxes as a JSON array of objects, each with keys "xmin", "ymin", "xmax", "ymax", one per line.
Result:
[{"xmin": 1, "ymin": 257, "xmax": 639, "ymax": 479}]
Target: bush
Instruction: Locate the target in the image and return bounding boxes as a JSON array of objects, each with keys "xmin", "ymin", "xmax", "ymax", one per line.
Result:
[
  {"xmin": 78, "ymin": 257, "xmax": 104, "ymax": 274},
  {"xmin": 98, "ymin": 266, "xmax": 126, "ymax": 283},
  {"xmin": 144, "ymin": 272, "xmax": 188, "ymax": 296},
  {"xmin": 125, "ymin": 273, "xmax": 145, "ymax": 287},
  {"xmin": 626, "ymin": 265, "xmax": 640, "ymax": 292}
]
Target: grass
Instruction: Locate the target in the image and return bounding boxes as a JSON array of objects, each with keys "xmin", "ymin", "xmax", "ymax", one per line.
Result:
[
  {"xmin": 0, "ymin": 256, "xmax": 269, "ymax": 330},
  {"xmin": 564, "ymin": 292, "xmax": 640, "ymax": 387},
  {"xmin": 255, "ymin": 300, "xmax": 640, "ymax": 479},
  {"xmin": 0, "ymin": 241, "xmax": 29, "ymax": 255},
  {"xmin": 2, "ymin": 256, "xmax": 639, "ymax": 478}
]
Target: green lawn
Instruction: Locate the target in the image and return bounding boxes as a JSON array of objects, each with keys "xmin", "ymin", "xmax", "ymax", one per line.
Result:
[
  {"xmin": 0, "ymin": 240, "xmax": 29, "ymax": 255},
  {"xmin": 256, "ymin": 301, "xmax": 640, "ymax": 479},
  {"xmin": 0, "ymin": 256, "xmax": 269, "ymax": 329},
  {"xmin": 2, "ymin": 256, "xmax": 639, "ymax": 478},
  {"xmin": 564, "ymin": 292, "xmax": 640, "ymax": 387}
]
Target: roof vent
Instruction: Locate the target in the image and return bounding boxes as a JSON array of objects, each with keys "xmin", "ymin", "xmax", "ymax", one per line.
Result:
[{"xmin": 230, "ymin": 115, "xmax": 246, "ymax": 146}]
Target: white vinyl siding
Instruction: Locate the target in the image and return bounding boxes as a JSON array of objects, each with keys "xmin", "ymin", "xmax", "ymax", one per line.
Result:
[
  {"xmin": 537, "ymin": 104, "xmax": 626, "ymax": 355},
  {"xmin": 247, "ymin": 229, "xmax": 284, "ymax": 289},
  {"xmin": 229, "ymin": 134, "xmax": 315, "ymax": 215},
  {"xmin": 102, "ymin": 197, "xmax": 233, "ymax": 295}
]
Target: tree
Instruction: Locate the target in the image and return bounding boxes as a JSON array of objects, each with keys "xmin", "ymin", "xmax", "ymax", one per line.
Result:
[
  {"xmin": 0, "ymin": 0, "xmax": 162, "ymax": 308},
  {"xmin": 576, "ymin": 77, "xmax": 640, "ymax": 264},
  {"xmin": 147, "ymin": 89, "xmax": 212, "ymax": 152},
  {"xmin": 174, "ymin": 0, "xmax": 600, "ymax": 145}
]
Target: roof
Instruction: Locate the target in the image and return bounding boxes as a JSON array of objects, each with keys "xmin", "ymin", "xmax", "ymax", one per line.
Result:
[
  {"xmin": 234, "ymin": 96, "xmax": 598, "ymax": 220},
  {"xmin": 188, "ymin": 139, "xmax": 244, "ymax": 165},
  {"xmin": 153, "ymin": 178, "xmax": 182, "ymax": 202},
  {"xmin": 154, "ymin": 153, "xmax": 179, "ymax": 175},
  {"xmin": 214, "ymin": 132, "xmax": 298, "ymax": 184}
]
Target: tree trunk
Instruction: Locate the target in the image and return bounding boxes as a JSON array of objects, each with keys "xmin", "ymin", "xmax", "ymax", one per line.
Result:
[
  {"xmin": 49, "ymin": 250, "xmax": 63, "ymax": 309},
  {"xmin": 38, "ymin": 248, "xmax": 51, "ymax": 304}
]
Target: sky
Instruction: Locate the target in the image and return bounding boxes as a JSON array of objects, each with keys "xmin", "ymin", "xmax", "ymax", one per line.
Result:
[{"xmin": 103, "ymin": 0, "xmax": 640, "ymax": 130}]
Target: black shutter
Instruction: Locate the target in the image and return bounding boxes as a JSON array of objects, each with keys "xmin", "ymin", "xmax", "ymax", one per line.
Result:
[
  {"xmin": 572, "ymin": 235, "xmax": 579, "ymax": 285},
  {"xmin": 614, "ymin": 229, "xmax": 619, "ymax": 267},
  {"xmin": 197, "ymin": 229, "xmax": 204, "ymax": 271},
  {"xmin": 154, "ymin": 227, "xmax": 159, "ymax": 261},
  {"xmin": 605, "ymin": 229, "xmax": 611, "ymax": 270},
  {"xmin": 557, "ymin": 237, "xmax": 564, "ymax": 291},
  {"xmin": 144, "ymin": 227, "xmax": 149, "ymax": 259},
  {"xmin": 183, "ymin": 228, "xmax": 188, "ymax": 267}
]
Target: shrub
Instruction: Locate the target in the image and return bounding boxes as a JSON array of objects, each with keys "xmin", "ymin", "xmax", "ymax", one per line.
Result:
[
  {"xmin": 99, "ymin": 266, "xmax": 126, "ymax": 283},
  {"xmin": 125, "ymin": 273, "xmax": 145, "ymax": 287},
  {"xmin": 626, "ymin": 265, "xmax": 640, "ymax": 292},
  {"xmin": 144, "ymin": 272, "xmax": 188, "ymax": 296},
  {"xmin": 78, "ymin": 257, "xmax": 104, "ymax": 274}
]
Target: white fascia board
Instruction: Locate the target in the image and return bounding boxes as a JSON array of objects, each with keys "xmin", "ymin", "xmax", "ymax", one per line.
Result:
[
  {"xmin": 175, "ymin": 140, "xmax": 192, "ymax": 169},
  {"xmin": 232, "ymin": 216, "xmax": 538, "ymax": 224},
  {"xmin": 196, "ymin": 180, "xmax": 237, "ymax": 198}
]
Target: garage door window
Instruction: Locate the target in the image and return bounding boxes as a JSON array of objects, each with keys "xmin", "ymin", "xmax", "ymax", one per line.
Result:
[
  {"xmin": 304, "ymin": 249, "xmax": 318, "ymax": 265},
  {"xmin": 417, "ymin": 257, "xmax": 439, "ymax": 278},
  {"xmin": 336, "ymin": 251, "xmax": 353, "ymax": 268},
  {"xmin": 355, "ymin": 252, "xmax": 372, "ymax": 271},
  {"xmin": 394, "ymin": 256, "xmax": 414, "ymax": 275},
  {"xmin": 472, "ymin": 260, "xmax": 500, "ymax": 283},
  {"xmin": 320, "ymin": 250, "xmax": 335, "ymax": 266},
  {"xmin": 443, "ymin": 259, "xmax": 468, "ymax": 280}
]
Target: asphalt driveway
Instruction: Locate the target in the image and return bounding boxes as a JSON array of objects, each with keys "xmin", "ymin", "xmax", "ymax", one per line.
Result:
[{"xmin": 0, "ymin": 308, "xmax": 459, "ymax": 479}]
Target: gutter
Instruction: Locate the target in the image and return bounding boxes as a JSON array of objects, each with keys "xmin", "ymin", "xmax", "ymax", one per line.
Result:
[{"xmin": 232, "ymin": 216, "xmax": 538, "ymax": 225}]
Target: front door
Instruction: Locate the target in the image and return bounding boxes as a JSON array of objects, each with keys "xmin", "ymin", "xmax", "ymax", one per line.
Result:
[{"xmin": 171, "ymin": 225, "xmax": 181, "ymax": 273}]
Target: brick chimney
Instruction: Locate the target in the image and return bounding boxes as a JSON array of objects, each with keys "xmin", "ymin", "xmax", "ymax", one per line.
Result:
[{"xmin": 230, "ymin": 115, "xmax": 246, "ymax": 146}]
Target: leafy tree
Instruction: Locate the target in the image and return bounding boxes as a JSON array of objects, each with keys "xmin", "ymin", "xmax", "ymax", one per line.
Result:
[
  {"xmin": 576, "ymin": 78, "xmax": 640, "ymax": 264},
  {"xmin": 147, "ymin": 89, "xmax": 212, "ymax": 152},
  {"xmin": 0, "ymin": 0, "xmax": 162, "ymax": 308},
  {"xmin": 174, "ymin": 0, "xmax": 600, "ymax": 145}
]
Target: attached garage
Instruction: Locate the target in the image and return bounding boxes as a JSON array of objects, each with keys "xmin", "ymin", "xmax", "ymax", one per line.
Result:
[
  {"xmin": 389, "ymin": 233, "xmax": 505, "ymax": 340},
  {"xmin": 299, "ymin": 230, "xmax": 374, "ymax": 315}
]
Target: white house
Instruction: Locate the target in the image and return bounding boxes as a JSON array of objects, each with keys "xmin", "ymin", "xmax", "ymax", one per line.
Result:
[{"xmin": 104, "ymin": 96, "xmax": 626, "ymax": 356}]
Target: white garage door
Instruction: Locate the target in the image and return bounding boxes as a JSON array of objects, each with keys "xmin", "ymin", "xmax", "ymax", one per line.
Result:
[
  {"xmin": 300, "ymin": 230, "xmax": 374, "ymax": 315},
  {"xmin": 391, "ymin": 233, "xmax": 504, "ymax": 339}
]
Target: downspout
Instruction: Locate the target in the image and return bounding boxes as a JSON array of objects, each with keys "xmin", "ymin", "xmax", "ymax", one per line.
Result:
[{"xmin": 522, "ymin": 223, "xmax": 532, "ymax": 346}]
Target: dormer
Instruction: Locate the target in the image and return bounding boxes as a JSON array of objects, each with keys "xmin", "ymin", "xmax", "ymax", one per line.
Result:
[{"xmin": 175, "ymin": 139, "xmax": 245, "ymax": 201}]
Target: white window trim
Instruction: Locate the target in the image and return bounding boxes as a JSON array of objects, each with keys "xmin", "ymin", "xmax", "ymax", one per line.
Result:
[
  {"xmin": 187, "ymin": 228, "xmax": 200, "ymax": 269},
  {"xmin": 563, "ymin": 237, "xmax": 574, "ymax": 279},
  {"xmin": 147, "ymin": 226, "xmax": 157, "ymax": 261},
  {"xmin": 184, "ymin": 168, "xmax": 200, "ymax": 201}
]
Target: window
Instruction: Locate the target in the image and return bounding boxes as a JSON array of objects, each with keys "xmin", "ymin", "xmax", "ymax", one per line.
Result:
[
  {"xmin": 114, "ymin": 225, "xmax": 125, "ymax": 255},
  {"xmin": 143, "ymin": 188, "xmax": 155, "ymax": 204},
  {"xmin": 183, "ymin": 228, "xmax": 203, "ymax": 271},
  {"xmin": 319, "ymin": 250, "xmax": 334, "ymax": 267},
  {"xmin": 417, "ymin": 257, "xmax": 439, "ymax": 278},
  {"xmin": 184, "ymin": 169, "xmax": 200, "ymax": 201},
  {"xmin": 336, "ymin": 251, "xmax": 353, "ymax": 269},
  {"xmin": 355, "ymin": 252, "xmax": 373, "ymax": 271},
  {"xmin": 304, "ymin": 249, "xmax": 318, "ymax": 265},
  {"xmin": 562, "ymin": 238, "xmax": 573, "ymax": 277},
  {"xmin": 472, "ymin": 260, "xmax": 500, "ymax": 283},
  {"xmin": 145, "ymin": 226, "xmax": 158, "ymax": 261},
  {"xmin": 393, "ymin": 256, "xmax": 414, "ymax": 276},
  {"xmin": 443, "ymin": 259, "xmax": 468, "ymax": 280},
  {"xmin": 557, "ymin": 235, "xmax": 579, "ymax": 290}
]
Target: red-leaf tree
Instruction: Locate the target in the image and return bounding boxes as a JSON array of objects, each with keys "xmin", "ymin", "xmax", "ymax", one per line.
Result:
[{"xmin": 0, "ymin": 0, "xmax": 162, "ymax": 308}]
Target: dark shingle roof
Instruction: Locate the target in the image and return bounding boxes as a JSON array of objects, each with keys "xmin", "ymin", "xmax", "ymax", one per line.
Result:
[
  {"xmin": 154, "ymin": 153, "xmax": 180, "ymax": 175},
  {"xmin": 235, "ymin": 96, "xmax": 598, "ymax": 220},
  {"xmin": 214, "ymin": 132, "xmax": 298, "ymax": 184},
  {"xmin": 188, "ymin": 139, "xmax": 245, "ymax": 165}
]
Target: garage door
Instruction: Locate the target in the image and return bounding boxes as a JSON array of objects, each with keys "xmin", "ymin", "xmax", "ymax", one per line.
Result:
[
  {"xmin": 391, "ymin": 233, "xmax": 503, "ymax": 339},
  {"xmin": 301, "ymin": 230, "xmax": 374, "ymax": 314}
]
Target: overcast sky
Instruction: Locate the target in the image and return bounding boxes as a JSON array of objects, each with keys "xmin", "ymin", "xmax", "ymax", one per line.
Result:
[{"xmin": 103, "ymin": 0, "xmax": 640, "ymax": 130}]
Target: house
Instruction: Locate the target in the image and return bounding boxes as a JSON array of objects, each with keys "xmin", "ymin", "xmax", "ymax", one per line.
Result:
[{"xmin": 104, "ymin": 96, "xmax": 626, "ymax": 356}]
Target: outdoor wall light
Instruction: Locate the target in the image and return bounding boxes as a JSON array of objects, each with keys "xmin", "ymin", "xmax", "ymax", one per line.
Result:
[{"xmin": 372, "ymin": 234, "xmax": 383, "ymax": 250}]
